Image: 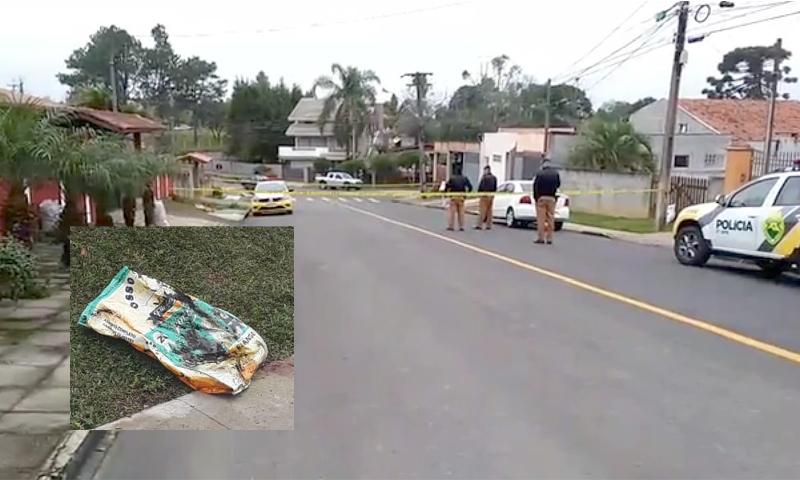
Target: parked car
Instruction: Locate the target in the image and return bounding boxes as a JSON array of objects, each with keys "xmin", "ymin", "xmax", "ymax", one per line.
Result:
[
  {"xmin": 315, "ymin": 171, "xmax": 363, "ymax": 190},
  {"xmin": 672, "ymin": 166, "xmax": 800, "ymax": 277},
  {"xmin": 250, "ymin": 181, "xmax": 295, "ymax": 216},
  {"xmin": 491, "ymin": 180, "xmax": 570, "ymax": 230}
]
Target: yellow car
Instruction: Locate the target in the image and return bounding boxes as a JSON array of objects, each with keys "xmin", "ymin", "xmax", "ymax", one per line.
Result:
[{"xmin": 250, "ymin": 181, "xmax": 295, "ymax": 216}]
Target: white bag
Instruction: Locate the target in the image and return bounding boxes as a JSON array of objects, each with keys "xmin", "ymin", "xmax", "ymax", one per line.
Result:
[{"xmin": 153, "ymin": 200, "xmax": 170, "ymax": 227}]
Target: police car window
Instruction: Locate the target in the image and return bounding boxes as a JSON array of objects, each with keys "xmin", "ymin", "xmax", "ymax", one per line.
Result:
[
  {"xmin": 728, "ymin": 178, "xmax": 778, "ymax": 207},
  {"xmin": 775, "ymin": 177, "xmax": 800, "ymax": 206}
]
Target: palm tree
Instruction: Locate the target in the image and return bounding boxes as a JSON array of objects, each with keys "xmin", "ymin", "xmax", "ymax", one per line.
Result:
[
  {"xmin": 313, "ymin": 64, "xmax": 380, "ymax": 160},
  {"xmin": 0, "ymin": 103, "xmax": 57, "ymax": 243},
  {"xmin": 569, "ymin": 120, "xmax": 655, "ymax": 174}
]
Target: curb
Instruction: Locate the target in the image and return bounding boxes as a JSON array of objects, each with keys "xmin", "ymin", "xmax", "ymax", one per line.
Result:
[{"xmin": 37, "ymin": 430, "xmax": 109, "ymax": 480}]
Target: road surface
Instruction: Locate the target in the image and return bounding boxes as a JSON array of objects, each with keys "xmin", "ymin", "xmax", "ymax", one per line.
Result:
[{"xmin": 86, "ymin": 198, "xmax": 800, "ymax": 479}]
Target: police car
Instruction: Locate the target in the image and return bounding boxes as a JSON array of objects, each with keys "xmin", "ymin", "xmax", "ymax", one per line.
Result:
[{"xmin": 672, "ymin": 160, "xmax": 800, "ymax": 277}]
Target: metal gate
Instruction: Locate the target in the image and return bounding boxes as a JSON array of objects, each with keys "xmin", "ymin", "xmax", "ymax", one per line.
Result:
[
  {"xmin": 669, "ymin": 176, "xmax": 709, "ymax": 213},
  {"xmin": 752, "ymin": 151, "xmax": 800, "ymax": 178}
]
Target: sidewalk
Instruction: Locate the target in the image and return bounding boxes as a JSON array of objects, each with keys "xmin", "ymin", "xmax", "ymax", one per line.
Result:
[
  {"xmin": 109, "ymin": 199, "xmax": 231, "ymax": 226},
  {"xmin": 392, "ymin": 197, "xmax": 672, "ymax": 249},
  {"xmin": 0, "ymin": 243, "xmax": 70, "ymax": 480},
  {"xmin": 97, "ymin": 357, "xmax": 294, "ymax": 430}
]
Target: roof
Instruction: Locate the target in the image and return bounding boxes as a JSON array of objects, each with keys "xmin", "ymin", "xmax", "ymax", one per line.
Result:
[
  {"xmin": 288, "ymin": 98, "xmax": 337, "ymax": 122},
  {"xmin": 286, "ymin": 122, "xmax": 335, "ymax": 137},
  {"xmin": 678, "ymin": 99, "xmax": 800, "ymax": 142},
  {"xmin": 71, "ymin": 108, "xmax": 165, "ymax": 134},
  {"xmin": 178, "ymin": 152, "xmax": 213, "ymax": 164},
  {"xmin": 0, "ymin": 88, "xmax": 63, "ymax": 108}
]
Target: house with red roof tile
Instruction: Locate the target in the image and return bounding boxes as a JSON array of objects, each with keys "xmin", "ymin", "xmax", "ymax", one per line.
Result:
[{"xmin": 630, "ymin": 98, "xmax": 800, "ymax": 182}]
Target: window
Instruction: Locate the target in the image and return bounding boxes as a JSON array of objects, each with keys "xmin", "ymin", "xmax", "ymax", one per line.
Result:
[
  {"xmin": 704, "ymin": 154, "xmax": 723, "ymax": 167},
  {"xmin": 497, "ymin": 183, "xmax": 509, "ymax": 193},
  {"xmin": 673, "ymin": 155, "xmax": 689, "ymax": 168},
  {"xmin": 775, "ymin": 177, "xmax": 800, "ymax": 206},
  {"xmin": 492, "ymin": 154, "xmax": 502, "ymax": 163},
  {"xmin": 728, "ymin": 178, "xmax": 779, "ymax": 208},
  {"xmin": 678, "ymin": 123, "xmax": 688, "ymax": 134},
  {"xmin": 255, "ymin": 182, "xmax": 287, "ymax": 193}
]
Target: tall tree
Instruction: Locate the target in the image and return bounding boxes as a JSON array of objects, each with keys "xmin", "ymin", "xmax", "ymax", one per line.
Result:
[
  {"xmin": 569, "ymin": 120, "xmax": 654, "ymax": 173},
  {"xmin": 703, "ymin": 45, "xmax": 798, "ymax": 99},
  {"xmin": 596, "ymin": 97, "xmax": 656, "ymax": 121},
  {"xmin": 226, "ymin": 73, "xmax": 303, "ymax": 162},
  {"xmin": 313, "ymin": 64, "xmax": 381, "ymax": 160},
  {"xmin": 57, "ymin": 26, "xmax": 143, "ymax": 106},
  {"xmin": 139, "ymin": 24, "xmax": 180, "ymax": 119},
  {"xmin": 173, "ymin": 57, "xmax": 227, "ymax": 146}
]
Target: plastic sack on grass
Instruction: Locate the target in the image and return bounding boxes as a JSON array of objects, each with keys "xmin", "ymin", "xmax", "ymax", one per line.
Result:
[{"xmin": 79, "ymin": 266, "xmax": 268, "ymax": 395}]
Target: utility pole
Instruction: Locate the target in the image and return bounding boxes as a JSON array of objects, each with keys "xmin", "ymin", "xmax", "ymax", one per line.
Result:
[
  {"xmin": 109, "ymin": 51, "xmax": 119, "ymax": 112},
  {"xmin": 403, "ymin": 72, "xmax": 432, "ymax": 192},
  {"xmin": 763, "ymin": 38, "xmax": 782, "ymax": 175},
  {"xmin": 655, "ymin": 1, "xmax": 690, "ymax": 231},
  {"xmin": 543, "ymin": 78, "xmax": 552, "ymax": 156},
  {"xmin": 7, "ymin": 78, "xmax": 24, "ymax": 97}
]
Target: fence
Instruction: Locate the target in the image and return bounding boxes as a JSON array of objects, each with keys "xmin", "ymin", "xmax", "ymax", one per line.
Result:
[
  {"xmin": 669, "ymin": 175, "xmax": 709, "ymax": 213},
  {"xmin": 752, "ymin": 151, "xmax": 800, "ymax": 178}
]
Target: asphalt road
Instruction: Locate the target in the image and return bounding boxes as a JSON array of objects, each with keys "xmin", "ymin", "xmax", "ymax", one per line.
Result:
[{"xmin": 87, "ymin": 198, "xmax": 800, "ymax": 479}]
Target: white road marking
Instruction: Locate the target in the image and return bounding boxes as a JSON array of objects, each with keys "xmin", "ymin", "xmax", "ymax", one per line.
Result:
[
  {"xmin": 306, "ymin": 197, "xmax": 315, "ymax": 202},
  {"xmin": 339, "ymin": 198, "xmax": 349, "ymax": 203},
  {"xmin": 354, "ymin": 198, "xmax": 364, "ymax": 203},
  {"xmin": 369, "ymin": 198, "xmax": 380, "ymax": 204},
  {"xmin": 322, "ymin": 197, "xmax": 331, "ymax": 203}
]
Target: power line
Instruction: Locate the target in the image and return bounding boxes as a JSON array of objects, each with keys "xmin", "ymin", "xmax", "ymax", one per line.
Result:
[
  {"xmin": 686, "ymin": 0, "xmax": 791, "ymax": 32},
  {"xmin": 690, "ymin": 7, "xmax": 800, "ymax": 37},
  {"xmin": 555, "ymin": 0, "xmax": 652, "ymax": 80},
  {"xmin": 582, "ymin": 18, "xmax": 672, "ymax": 92},
  {"xmin": 553, "ymin": 18, "xmax": 672, "ymax": 84}
]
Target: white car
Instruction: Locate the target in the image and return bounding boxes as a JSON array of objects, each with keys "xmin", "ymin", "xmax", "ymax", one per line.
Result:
[
  {"xmin": 250, "ymin": 180, "xmax": 295, "ymax": 216},
  {"xmin": 491, "ymin": 180, "xmax": 570, "ymax": 230},
  {"xmin": 315, "ymin": 172, "xmax": 363, "ymax": 190},
  {"xmin": 673, "ymin": 165, "xmax": 800, "ymax": 277}
]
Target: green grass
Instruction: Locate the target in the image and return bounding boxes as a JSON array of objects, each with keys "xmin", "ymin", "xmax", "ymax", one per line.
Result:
[
  {"xmin": 69, "ymin": 227, "xmax": 293, "ymax": 430},
  {"xmin": 570, "ymin": 211, "xmax": 663, "ymax": 234}
]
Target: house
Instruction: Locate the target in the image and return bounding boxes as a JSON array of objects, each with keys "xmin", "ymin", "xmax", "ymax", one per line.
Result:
[
  {"xmin": 630, "ymin": 98, "xmax": 800, "ymax": 179},
  {"xmin": 432, "ymin": 142, "xmax": 481, "ymax": 186},
  {"xmin": 479, "ymin": 127, "xmax": 577, "ymax": 183}
]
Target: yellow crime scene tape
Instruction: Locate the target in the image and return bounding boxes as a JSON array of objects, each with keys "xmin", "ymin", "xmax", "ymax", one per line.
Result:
[{"xmin": 172, "ymin": 187, "xmax": 659, "ymax": 198}]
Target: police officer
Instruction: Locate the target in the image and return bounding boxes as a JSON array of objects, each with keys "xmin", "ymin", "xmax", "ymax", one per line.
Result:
[
  {"xmin": 445, "ymin": 166, "xmax": 473, "ymax": 231},
  {"xmin": 475, "ymin": 165, "xmax": 497, "ymax": 230}
]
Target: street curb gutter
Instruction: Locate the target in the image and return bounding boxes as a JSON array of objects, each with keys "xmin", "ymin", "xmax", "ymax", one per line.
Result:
[{"xmin": 37, "ymin": 430, "xmax": 109, "ymax": 480}]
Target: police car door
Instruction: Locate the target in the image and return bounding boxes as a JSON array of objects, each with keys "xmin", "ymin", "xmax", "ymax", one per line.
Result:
[
  {"xmin": 759, "ymin": 175, "xmax": 800, "ymax": 259},
  {"xmin": 710, "ymin": 177, "xmax": 780, "ymax": 253}
]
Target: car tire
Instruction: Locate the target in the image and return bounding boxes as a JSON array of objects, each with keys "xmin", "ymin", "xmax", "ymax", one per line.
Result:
[
  {"xmin": 674, "ymin": 224, "xmax": 711, "ymax": 266},
  {"xmin": 319, "ymin": 182, "xmax": 326, "ymax": 190},
  {"xmin": 555, "ymin": 222, "xmax": 564, "ymax": 232},
  {"xmin": 506, "ymin": 208, "xmax": 518, "ymax": 228},
  {"xmin": 756, "ymin": 260, "xmax": 786, "ymax": 279}
]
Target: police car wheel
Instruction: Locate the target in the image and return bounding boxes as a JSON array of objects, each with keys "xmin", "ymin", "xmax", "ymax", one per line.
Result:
[
  {"xmin": 674, "ymin": 225, "xmax": 710, "ymax": 266},
  {"xmin": 756, "ymin": 260, "xmax": 786, "ymax": 279}
]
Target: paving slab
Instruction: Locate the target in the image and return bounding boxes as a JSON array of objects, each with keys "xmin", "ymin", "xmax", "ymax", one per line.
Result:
[
  {"xmin": 0, "ymin": 346, "xmax": 65, "ymax": 367},
  {"xmin": 27, "ymin": 331, "xmax": 69, "ymax": 347},
  {"xmin": 41, "ymin": 360, "xmax": 69, "ymax": 388},
  {"xmin": 13, "ymin": 388, "xmax": 69, "ymax": 413},
  {"xmin": 3, "ymin": 307, "xmax": 58, "ymax": 321},
  {"xmin": 0, "ymin": 365, "xmax": 50, "ymax": 387},
  {"xmin": 98, "ymin": 398, "xmax": 229, "ymax": 430},
  {"xmin": 0, "ymin": 433, "xmax": 63, "ymax": 471},
  {"xmin": 0, "ymin": 388, "xmax": 27, "ymax": 411},
  {"xmin": 0, "ymin": 319, "xmax": 51, "ymax": 331},
  {"xmin": 181, "ymin": 373, "xmax": 294, "ymax": 430},
  {"xmin": 0, "ymin": 307, "xmax": 18, "ymax": 318},
  {"xmin": 0, "ymin": 412, "xmax": 69, "ymax": 434},
  {"xmin": 18, "ymin": 297, "xmax": 69, "ymax": 310}
]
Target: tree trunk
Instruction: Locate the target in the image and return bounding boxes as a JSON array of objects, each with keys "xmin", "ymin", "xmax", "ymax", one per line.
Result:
[
  {"xmin": 122, "ymin": 196, "xmax": 137, "ymax": 227},
  {"xmin": 143, "ymin": 184, "xmax": 155, "ymax": 226},
  {"xmin": 2, "ymin": 182, "xmax": 34, "ymax": 246},
  {"xmin": 94, "ymin": 196, "xmax": 114, "ymax": 227},
  {"xmin": 58, "ymin": 194, "xmax": 85, "ymax": 268},
  {"xmin": 193, "ymin": 117, "xmax": 199, "ymax": 147}
]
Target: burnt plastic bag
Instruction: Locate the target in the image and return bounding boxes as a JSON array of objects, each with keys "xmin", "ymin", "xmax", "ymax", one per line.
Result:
[{"xmin": 79, "ymin": 266, "xmax": 268, "ymax": 395}]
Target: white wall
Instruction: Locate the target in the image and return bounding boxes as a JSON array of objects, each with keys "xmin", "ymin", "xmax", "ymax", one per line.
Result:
[
  {"xmin": 479, "ymin": 133, "xmax": 518, "ymax": 182},
  {"xmin": 560, "ymin": 169, "xmax": 653, "ymax": 218}
]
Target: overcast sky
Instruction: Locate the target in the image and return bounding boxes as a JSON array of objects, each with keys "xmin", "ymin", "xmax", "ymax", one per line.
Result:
[{"xmin": 2, "ymin": 0, "xmax": 799, "ymax": 108}]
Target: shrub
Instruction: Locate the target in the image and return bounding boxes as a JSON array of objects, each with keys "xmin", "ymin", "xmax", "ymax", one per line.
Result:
[{"xmin": 0, "ymin": 237, "xmax": 45, "ymax": 301}]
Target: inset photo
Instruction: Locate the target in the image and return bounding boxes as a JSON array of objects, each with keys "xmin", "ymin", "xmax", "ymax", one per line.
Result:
[{"xmin": 69, "ymin": 227, "xmax": 293, "ymax": 431}]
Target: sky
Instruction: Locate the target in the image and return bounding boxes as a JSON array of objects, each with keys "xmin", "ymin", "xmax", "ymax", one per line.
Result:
[{"xmin": 2, "ymin": 0, "xmax": 799, "ymax": 109}]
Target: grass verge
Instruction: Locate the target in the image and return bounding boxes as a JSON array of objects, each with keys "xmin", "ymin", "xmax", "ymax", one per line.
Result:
[
  {"xmin": 570, "ymin": 211, "xmax": 663, "ymax": 234},
  {"xmin": 69, "ymin": 227, "xmax": 293, "ymax": 429}
]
